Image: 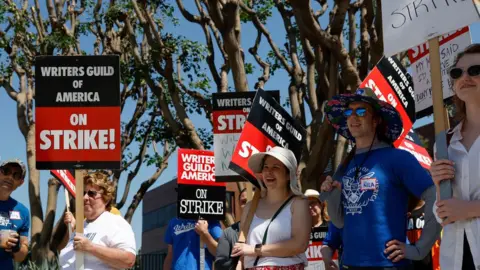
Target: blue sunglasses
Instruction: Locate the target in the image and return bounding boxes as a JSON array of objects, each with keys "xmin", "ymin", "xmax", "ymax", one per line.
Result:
[{"xmin": 343, "ymin": 107, "xmax": 367, "ymax": 118}]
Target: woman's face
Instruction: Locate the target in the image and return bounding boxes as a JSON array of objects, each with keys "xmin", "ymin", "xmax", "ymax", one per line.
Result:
[
  {"xmin": 84, "ymin": 184, "xmax": 107, "ymax": 220},
  {"xmin": 308, "ymin": 198, "xmax": 322, "ymax": 218},
  {"xmin": 261, "ymin": 156, "xmax": 289, "ymax": 190},
  {"xmin": 453, "ymin": 54, "xmax": 480, "ymax": 102}
]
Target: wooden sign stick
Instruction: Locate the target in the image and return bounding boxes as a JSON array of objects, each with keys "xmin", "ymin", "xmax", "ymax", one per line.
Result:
[
  {"xmin": 75, "ymin": 170, "xmax": 84, "ymax": 270},
  {"xmin": 428, "ymin": 37, "xmax": 453, "ymax": 201}
]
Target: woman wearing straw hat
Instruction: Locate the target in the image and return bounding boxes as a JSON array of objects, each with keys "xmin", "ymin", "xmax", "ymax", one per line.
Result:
[
  {"xmin": 231, "ymin": 146, "xmax": 311, "ymax": 270},
  {"xmin": 320, "ymin": 88, "xmax": 440, "ymax": 270}
]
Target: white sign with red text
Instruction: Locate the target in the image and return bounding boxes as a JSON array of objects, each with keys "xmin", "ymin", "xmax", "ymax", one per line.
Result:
[{"xmin": 408, "ymin": 27, "xmax": 472, "ymax": 116}]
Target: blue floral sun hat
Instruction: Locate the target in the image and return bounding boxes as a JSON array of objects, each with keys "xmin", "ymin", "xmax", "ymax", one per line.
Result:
[{"xmin": 324, "ymin": 88, "xmax": 403, "ymax": 142}]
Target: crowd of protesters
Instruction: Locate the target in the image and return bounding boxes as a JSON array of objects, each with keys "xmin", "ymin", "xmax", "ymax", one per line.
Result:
[{"xmin": 0, "ymin": 44, "xmax": 479, "ymax": 270}]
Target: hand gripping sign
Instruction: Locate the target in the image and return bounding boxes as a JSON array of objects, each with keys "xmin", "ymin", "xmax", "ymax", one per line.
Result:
[{"xmin": 35, "ymin": 56, "xmax": 121, "ymax": 170}]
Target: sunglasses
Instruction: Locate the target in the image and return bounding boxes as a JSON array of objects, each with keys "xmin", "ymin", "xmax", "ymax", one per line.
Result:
[
  {"xmin": 449, "ymin": 65, "xmax": 480, "ymax": 80},
  {"xmin": 0, "ymin": 167, "xmax": 23, "ymax": 181},
  {"xmin": 84, "ymin": 190, "xmax": 101, "ymax": 198},
  {"xmin": 343, "ymin": 107, "xmax": 367, "ymax": 118}
]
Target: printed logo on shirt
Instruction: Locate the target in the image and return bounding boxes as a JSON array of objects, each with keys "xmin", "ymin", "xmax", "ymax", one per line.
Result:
[
  {"xmin": 0, "ymin": 211, "xmax": 10, "ymax": 226},
  {"xmin": 9, "ymin": 211, "xmax": 20, "ymax": 220},
  {"xmin": 342, "ymin": 168, "xmax": 379, "ymax": 215},
  {"xmin": 173, "ymin": 223, "xmax": 195, "ymax": 235}
]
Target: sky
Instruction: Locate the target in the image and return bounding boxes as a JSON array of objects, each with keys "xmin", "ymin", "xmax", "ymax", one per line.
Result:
[{"xmin": 0, "ymin": 1, "xmax": 480, "ymax": 251}]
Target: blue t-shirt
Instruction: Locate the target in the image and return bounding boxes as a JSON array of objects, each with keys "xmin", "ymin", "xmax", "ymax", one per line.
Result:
[
  {"xmin": 323, "ymin": 222, "xmax": 343, "ymax": 267},
  {"xmin": 339, "ymin": 147, "xmax": 433, "ymax": 267},
  {"xmin": 0, "ymin": 197, "xmax": 30, "ymax": 270},
  {"xmin": 164, "ymin": 218, "xmax": 222, "ymax": 270}
]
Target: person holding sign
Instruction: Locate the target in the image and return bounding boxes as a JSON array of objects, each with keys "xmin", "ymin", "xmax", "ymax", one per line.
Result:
[
  {"xmin": 231, "ymin": 146, "xmax": 311, "ymax": 269},
  {"xmin": 59, "ymin": 172, "xmax": 136, "ymax": 270},
  {"xmin": 430, "ymin": 44, "xmax": 480, "ymax": 270},
  {"xmin": 304, "ymin": 189, "xmax": 335, "ymax": 270},
  {"xmin": 321, "ymin": 89, "xmax": 440, "ymax": 269},
  {"xmin": 0, "ymin": 159, "xmax": 30, "ymax": 269},
  {"xmin": 163, "ymin": 217, "xmax": 222, "ymax": 270}
]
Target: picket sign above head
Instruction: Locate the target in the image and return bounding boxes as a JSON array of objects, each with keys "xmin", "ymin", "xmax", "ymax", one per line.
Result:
[
  {"xmin": 229, "ymin": 89, "xmax": 307, "ymax": 190},
  {"xmin": 382, "ymin": 0, "xmax": 479, "ymax": 57}
]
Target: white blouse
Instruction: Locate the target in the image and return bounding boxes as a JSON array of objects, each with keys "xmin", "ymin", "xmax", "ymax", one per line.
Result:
[{"xmin": 433, "ymin": 122, "xmax": 480, "ymax": 270}]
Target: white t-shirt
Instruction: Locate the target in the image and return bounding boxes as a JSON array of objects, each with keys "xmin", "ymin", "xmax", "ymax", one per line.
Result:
[{"xmin": 59, "ymin": 211, "xmax": 137, "ymax": 270}]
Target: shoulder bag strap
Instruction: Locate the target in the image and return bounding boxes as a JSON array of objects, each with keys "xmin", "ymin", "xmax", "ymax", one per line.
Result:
[{"xmin": 253, "ymin": 195, "xmax": 295, "ymax": 266}]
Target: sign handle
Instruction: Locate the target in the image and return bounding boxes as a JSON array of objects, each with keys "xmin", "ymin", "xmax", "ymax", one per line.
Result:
[
  {"xmin": 64, "ymin": 189, "xmax": 73, "ymax": 238},
  {"xmin": 428, "ymin": 37, "xmax": 453, "ymax": 201},
  {"xmin": 200, "ymin": 237, "xmax": 205, "ymax": 270},
  {"xmin": 75, "ymin": 170, "xmax": 84, "ymax": 270}
]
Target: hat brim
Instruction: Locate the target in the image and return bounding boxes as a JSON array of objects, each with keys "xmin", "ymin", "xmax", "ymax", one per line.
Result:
[
  {"xmin": 324, "ymin": 94, "xmax": 403, "ymax": 142},
  {"xmin": 247, "ymin": 150, "xmax": 303, "ymax": 196}
]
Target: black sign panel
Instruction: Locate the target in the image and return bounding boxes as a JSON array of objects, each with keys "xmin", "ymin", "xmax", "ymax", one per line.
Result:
[
  {"xmin": 35, "ymin": 56, "xmax": 120, "ymax": 107},
  {"xmin": 230, "ymin": 88, "xmax": 306, "ymax": 185},
  {"xmin": 177, "ymin": 184, "xmax": 226, "ymax": 221}
]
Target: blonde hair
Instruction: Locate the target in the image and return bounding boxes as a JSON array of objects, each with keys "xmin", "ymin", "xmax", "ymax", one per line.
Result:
[{"xmin": 84, "ymin": 172, "xmax": 115, "ymax": 210}]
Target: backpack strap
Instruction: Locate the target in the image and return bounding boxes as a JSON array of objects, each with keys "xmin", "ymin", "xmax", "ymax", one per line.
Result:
[{"xmin": 253, "ymin": 195, "xmax": 295, "ymax": 266}]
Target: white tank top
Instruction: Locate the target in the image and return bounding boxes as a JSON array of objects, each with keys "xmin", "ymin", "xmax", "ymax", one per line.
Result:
[{"xmin": 244, "ymin": 199, "xmax": 308, "ymax": 268}]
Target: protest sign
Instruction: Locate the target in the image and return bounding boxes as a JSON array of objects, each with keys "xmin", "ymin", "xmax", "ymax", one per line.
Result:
[
  {"xmin": 177, "ymin": 149, "xmax": 226, "ymax": 221},
  {"xmin": 409, "ymin": 27, "xmax": 472, "ymax": 118},
  {"xmin": 229, "ymin": 89, "xmax": 306, "ymax": 186},
  {"xmin": 359, "ymin": 56, "xmax": 415, "ymax": 146},
  {"xmin": 50, "ymin": 169, "xmax": 76, "ymax": 197},
  {"xmin": 35, "ymin": 56, "xmax": 121, "ymax": 170},
  {"xmin": 382, "ymin": 0, "xmax": 478, "ymax": 57},
  {"xmin": 305, "ymin": 227, "xmax": 339, "ymax": 270},
  {"xmin": 212, "ymin": 91, "xmax": 279, "ymax": 182},
  {"xmin": 398, "ymin": 130, "xmax": 433, "ymax": 170}
]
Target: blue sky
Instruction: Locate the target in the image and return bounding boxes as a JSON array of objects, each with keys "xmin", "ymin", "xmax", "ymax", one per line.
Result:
[{"xmin": 0, "ymin": 1, "xmax": 479, "ymax": 251}]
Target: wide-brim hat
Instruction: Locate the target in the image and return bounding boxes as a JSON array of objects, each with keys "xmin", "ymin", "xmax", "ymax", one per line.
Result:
[
  {"xmin": 324, "ymin": 88, "xmax": 403, "ymax": 142},
  {"xmin": 0, "ymin": 159, "xmax": 26, "ymax": 180},
  {"xmin": 247, "ymin": 146, "xmax": 303, "ymax": 196},
  {"xmin": 304, "ymin": 189, "xmax": 321, "ymax": 202}
]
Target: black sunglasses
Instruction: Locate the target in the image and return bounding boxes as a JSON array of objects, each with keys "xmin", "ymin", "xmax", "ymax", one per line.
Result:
[
  {"xmin": 83, "ymin": 190, "xmax": 101, "ymax": 198},
  {"xmin": 449, "ymin": 65, "xmax": 480, "ymax": 80},
  {"xmin": 0, "ymin": 167, "xmax": 23, "ymax": 181},
  {"xmin": 343, "ymin": 107, "xmax": 367, "ymax": 118}
]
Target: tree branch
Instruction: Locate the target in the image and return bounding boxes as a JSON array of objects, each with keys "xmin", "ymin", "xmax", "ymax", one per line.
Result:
[
  {"xmin": 124, "ymin": 144, "xmax": 174, "ymax": 223},
  {"xmin": 117, "ymin": 115, "xmax": 155, "ymax": 209},
  {"xmin": 248, "ymin": 30, "xmax": 270, "ymax": 90}
]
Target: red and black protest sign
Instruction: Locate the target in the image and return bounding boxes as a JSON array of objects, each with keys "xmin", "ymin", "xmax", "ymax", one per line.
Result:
[
  {"xmin": 398, "ymin": 130, "xmax": 433, "ymax": 170},
  {"xmin": 360, "ymin": 56, "xmax": 415, "ymax": 147},
  {"xmin": 50, "ymin": 169, "xmax": 76, "ymax": 197},
  {"xmin": 35, "ymin": 56, "xmax": 121, "ymax": 169},
  {"xmin": 306, "ymin": 226, "xmax": 339, "ymax": 267},
  {"xmin": 177, "ymin": 149, "xmax": 226, "ymax": 220},
  {"xmin": 212, "ymin": 91, "xmax": 279, "ymax": 182},
  {"xmin": 229, "ymin": 89, "xmax": 306, "ymax": 186}
]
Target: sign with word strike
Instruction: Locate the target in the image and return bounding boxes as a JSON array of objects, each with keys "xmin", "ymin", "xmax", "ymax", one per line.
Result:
[
  {"xmin": 177, "ymin": 149, "xmax": 226, "ymax": 220},
  {"xmin": 305, "ymin": 226, "xmax": 339, "ymax": 270},
  {"xmin": 408, "ymin": 27, "xmax": 472, "ymax": 118},
  {"xmin": 230, "ymin": 89, "xmax": 306, "ymax": 186},
  {"xmin": 398, "ymin": 130, "xmax": 433, "ymax": 170},
  {"xmin": 50, "ymin": 169, "xmax": 76, "ymax": 197},
  {"xmin": 212, "ymin": 91, "xmax": 279, "ymax": 182},
  {"xmin": 359, "ymin": 56, "xmax": 415, "ymax": 147},
  {"xmin": 35, "ymin": 56, "xmax": 121, "ymax": 169},
  {"xmin": 382, "ymin": 0, "xmax": 478, "ymax": 57}
]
